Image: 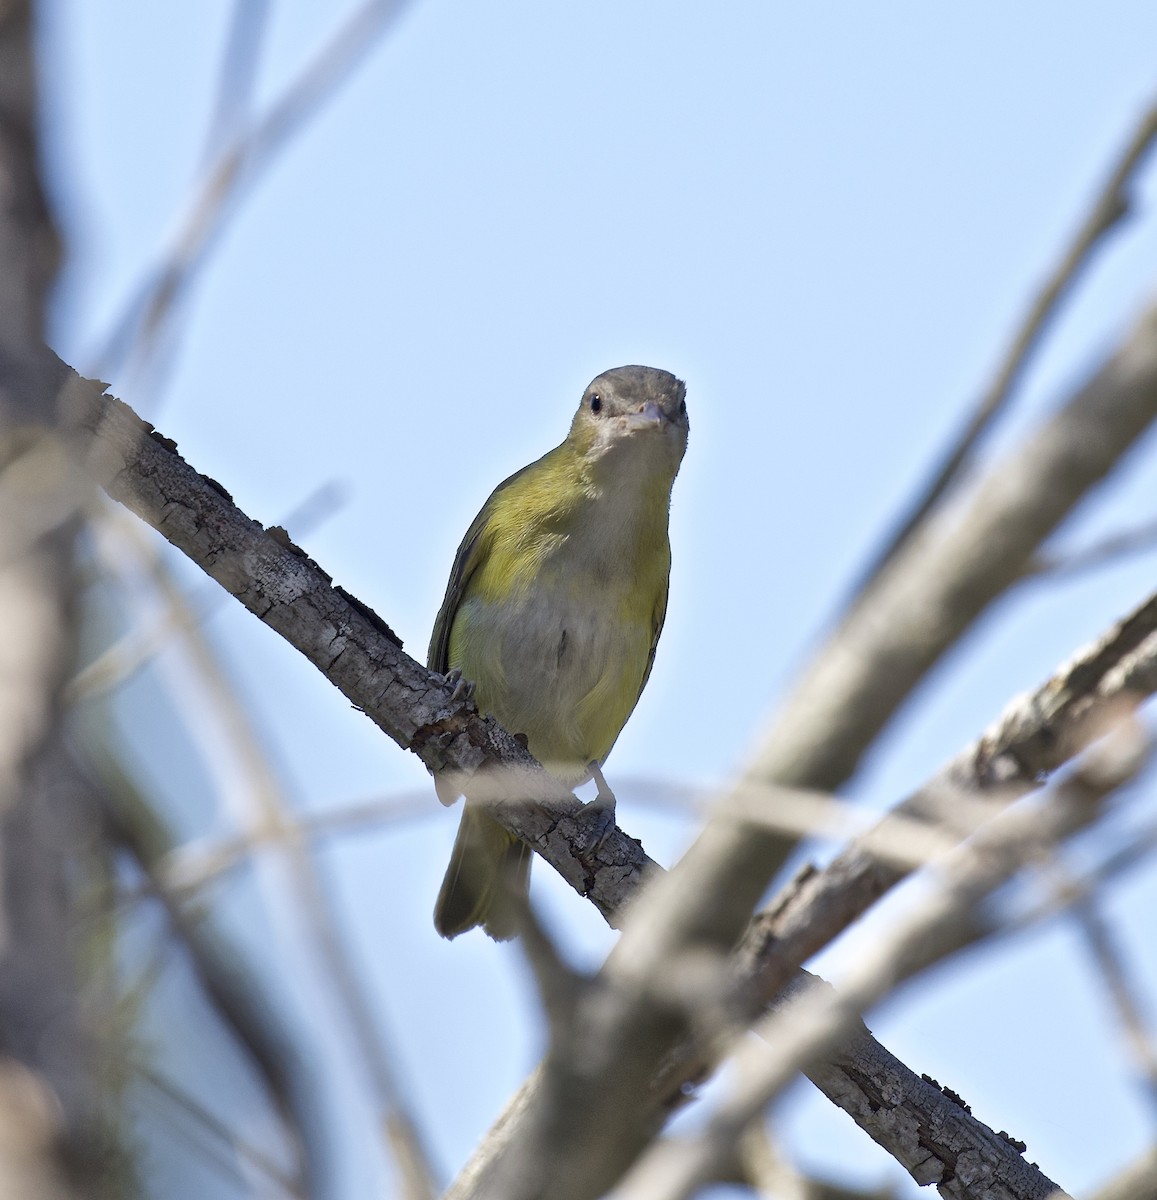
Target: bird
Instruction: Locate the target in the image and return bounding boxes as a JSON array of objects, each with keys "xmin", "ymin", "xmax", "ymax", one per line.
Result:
[{"xmin": 428, "ymin": 364, "xmax": 689, "ymax": 939}]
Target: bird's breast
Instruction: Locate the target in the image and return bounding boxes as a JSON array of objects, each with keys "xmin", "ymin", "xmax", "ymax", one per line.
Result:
[{"xmin": 449, "ymin": 549, "xmax": 660, "ymax": 784}]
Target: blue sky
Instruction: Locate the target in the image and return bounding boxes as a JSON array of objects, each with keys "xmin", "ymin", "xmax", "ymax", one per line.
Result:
[{"xmin": 42, "ymin": 2, "xmax": 1157, "ymax": 1196}]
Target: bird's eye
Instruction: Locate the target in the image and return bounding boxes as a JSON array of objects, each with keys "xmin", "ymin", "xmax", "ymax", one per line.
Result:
[
  {"xmin": 590, "ymin": 394, "xmax": 603, "ymax": 414},
  {"xmin": 679, "ymin": 399, "xmax": 687, "ymax": 416}
]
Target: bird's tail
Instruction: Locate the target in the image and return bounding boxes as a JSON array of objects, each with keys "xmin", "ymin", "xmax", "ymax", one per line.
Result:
[{"xmin": 434, "ymin": 805, "xmax": 531, "ymax": 940}]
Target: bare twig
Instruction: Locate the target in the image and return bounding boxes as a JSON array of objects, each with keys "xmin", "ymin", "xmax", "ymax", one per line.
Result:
[
  {"xmin": 90, "ymin": 753, "xmax": 318, "ymax": 1196},
  {"xmin": 1089, "ymin": 1146, "xmax": 1157, "ymax": 1200},
  {"xmin": 136, "ymin": 1065, "xmax": 302, "ymax": 1199},
  {"xmin": 857, "ymin": 94, "xmax": 1157, "ymax": 591},
  {"xmin": 1027, "ymin": 516, "xmax": 1157, "ymax": 578},
  {"xmin": 91, "ymin": 0, "xmax": 411, "ymax": 386},
  {"xmin": 201, "ymin": 0, "xmax": 271, "ymax": 161},
  {"xmin": 1075, "ymin": 899, "xmax": 1157, "ymax": 1121}
]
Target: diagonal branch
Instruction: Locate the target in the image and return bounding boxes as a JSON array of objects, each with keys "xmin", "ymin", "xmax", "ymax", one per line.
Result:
[
  {"xmin": 88, "ymin": 750, "xmax": 319, "ymax": 1196},
  {"xmin": 92, "ymin": 0, "xmax": 412, "ymax": 387},
  {"xmin": 856, "ymin": 93, "xmax": 1157, "ymax": 591}
]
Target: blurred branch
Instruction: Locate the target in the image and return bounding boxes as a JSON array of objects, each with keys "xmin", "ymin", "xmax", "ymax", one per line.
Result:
[
  {"xmin": 68, "ymin": 480, "xmax": 346, "ymax": 704},
  {"xmin": 160, "ymin": 776, "xmax": 952, "ymax": 904},
  {"xmin": 1089, "ymin": 1147, "xmax": 1157, "ymax": 1200},
  {"xmin": 739, "ymin": 589, "xmax": 1157, "ymax": 1010},
  {"xmin": 713, "ymin": 1123, "xmax": 904, "ymax": 1199},
  {"xmin": 90, "ymin": 752, "xmax": 319, "ymax": 1197},
  {"xmin": 1074, "ymin": 899, "xmax": 1157, "ymax": 1121},
  {"xmin": 1026, "ymin": 516, "xmax": 1157, "ymax": 579},
  {"xmin": 857, "ymin": 93, "xmax": 1157, "ymax": 591},
  {"xmin": 155, "ymin": 788, "xmax": 432, "ymax": 898},
  {"xmin": 614, "ymin": 729, "xmax": 1148, "ymax": 1200},
  {"xmin": 201, "ymin": 0, "xmax": 271, "ymax": 161},
  {"xmin": 0, "ymin": 3, "xmax": 117, "ymax": 1194},
  {"xmin": 136, "ymin": 1065, "xmax": 302, "ymax": 1199},
  {"xmin": 91, "ymin": 0, "xmax": 411, "ymax": 386}
]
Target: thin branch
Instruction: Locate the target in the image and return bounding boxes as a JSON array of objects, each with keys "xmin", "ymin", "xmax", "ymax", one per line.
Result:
[
  {"xmin": 90, "ymin": 754, "xmax": 318, "ymax": 1196},
  {"xmin": 90, "ymin": 0, "xmax": 411, "ymax": 386},
  {"xmin": 156, "ymin": 788, "xmax": 433, "ymax": 898},
  {"xmin": 157, "ymin": 776, "xmax": 954, "ymax": 906},
  {"xmin": 201, "ymin": 0, "xmax": 271, "ymax": 162},
  {"xmin": 856, "ymin": 94, "xmax": 1157, "ymax": 592},
  {"xmin": 1026, "ymin": 516, "xmax": 1157, "ymax": 579},
  {"xmin": 1089, "ymin": 1147, "xmax": 1157, "ymax": 1200},
  {"xmin": 135, "ymin": 1064, "xmax": 302, "ymax": 1199},
  {"xmin": 1075, "ymin": 898, "xmax": 1157, "ymax": 1121},
  {"xmin": 513, "ymin": 893, "xmax": 587, "ymax": 1042}
]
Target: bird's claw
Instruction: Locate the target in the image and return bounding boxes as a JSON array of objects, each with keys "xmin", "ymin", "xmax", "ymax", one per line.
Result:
[
  {"xmin": 443, "ymin": 667, "xmax": 475, "ymax": 704},
  {"xmin": 584, "ymin": 762, "xmax": 617, "ymax": 819}
]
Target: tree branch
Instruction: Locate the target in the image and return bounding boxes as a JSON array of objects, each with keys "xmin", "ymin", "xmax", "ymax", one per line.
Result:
[{"xmin": 856, "ymin": 93, "xmax": 1157, "ymax": 590}]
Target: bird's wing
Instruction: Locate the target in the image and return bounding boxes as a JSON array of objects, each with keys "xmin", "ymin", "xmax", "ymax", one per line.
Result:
[
  {"xmin": 427, "ymin": 457, "xmax": 545, "ymax": 672},
  {"xmin": 427, "ymin": 510, "xmax": 488, "ymax": 673},
  {"xmin": 634, "ymin": 572, "xmax": 669, "ymax": 707}
]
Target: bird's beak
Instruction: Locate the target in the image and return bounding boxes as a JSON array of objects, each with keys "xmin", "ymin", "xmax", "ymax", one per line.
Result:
[{"xmin": 626, "ymin": 401, "xmax": 667, "ymax": 431}]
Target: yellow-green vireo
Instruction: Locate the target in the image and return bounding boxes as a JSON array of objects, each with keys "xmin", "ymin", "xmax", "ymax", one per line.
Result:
[{"xmin": 429, "ymin": 365, "xmax": 689, "ymax": 940}]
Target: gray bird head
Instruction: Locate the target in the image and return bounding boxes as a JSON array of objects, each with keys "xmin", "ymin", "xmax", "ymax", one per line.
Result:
[{"xmin": 569, "ymin": 365, "xmax": 689, "ymax": 473}]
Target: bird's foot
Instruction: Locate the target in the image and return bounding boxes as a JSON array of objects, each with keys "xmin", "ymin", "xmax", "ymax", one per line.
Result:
[
  {"xmin": 585, "ymin": 762, "xmax": 617, "ymax": 819},
  {"xmin": 442, "ymin": 667, "xmax": 475, "ymax": 704}
]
